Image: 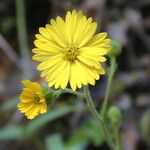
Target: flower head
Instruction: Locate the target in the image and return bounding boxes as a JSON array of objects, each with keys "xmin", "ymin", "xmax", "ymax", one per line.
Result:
[
  {"xmin": 18, "ymin": 80, "xmax": 47, "ymax": 119},
  {"xmin": 32, "ymin": 10, "xmax": 111, "ymax": 91}
]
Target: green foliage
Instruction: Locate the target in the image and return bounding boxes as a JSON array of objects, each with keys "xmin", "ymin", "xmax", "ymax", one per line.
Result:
[
  {"xmin": 45, "ymin": 134, "xmax": 66, "ymax": 150},
  {"xmin": 45, "ymin": 132, "xmax": 87, "ymax": 150},
  {"xmin": 67, "ymin": 119, "xmax": 104, "ymax": 149},
  {"xmin": 44, "ymin": 118, "xmax": 104, "ymax": 150},
  {"xmin": 0, "ymin": 126, "xmax": 24, "ymax": 140},
  {"xmin": 26, "ymin": 105, "xmax": 84, "ymax": 136},
  {"xmin": 1, "ymin": 97, "xmax": 19, "ymax": 112},
  {"xmin": 0, "ymin": 104, "xmax": 84, "ymax": 143}
]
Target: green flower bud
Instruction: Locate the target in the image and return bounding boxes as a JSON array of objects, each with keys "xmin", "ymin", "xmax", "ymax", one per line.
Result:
[
  {"xmin": 108, "ymin": 40, "xmax": 122, "ymax": 58},
  {"xmin": 43, "ymin": 88, "xmax": 63, "ymax": 105},
  {"xmin": 43, "ymin": 87, "xmax": 54, "ymax": 105},
  {"xmin": 107, "ymin": 106, "xmax": 122, "ymax": 127}
]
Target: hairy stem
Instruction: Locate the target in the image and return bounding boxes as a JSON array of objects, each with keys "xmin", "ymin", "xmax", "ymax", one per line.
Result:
[
  {"xmin": 84, "ymin": 86, "xmax": 115, "ymax": 150},
  {"xmin": 60, "ymin": 88, "xmax": 85, "ymax": 99},
  {"xmin": 114, "ymin": 128, "xmax": 123, "ymax": 150},
  {"xmin": 101, "ymin": 57, "xmax": 116, "ymax": 117}
]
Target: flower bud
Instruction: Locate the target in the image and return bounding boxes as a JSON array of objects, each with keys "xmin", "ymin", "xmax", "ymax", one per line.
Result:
[
  {"xmin": 108, "ymin": 40, "xmax": 122, "ymax": 58},
  {"xmin": 107, "ymin": 106, "xmax": 122, "ymax": 127}
]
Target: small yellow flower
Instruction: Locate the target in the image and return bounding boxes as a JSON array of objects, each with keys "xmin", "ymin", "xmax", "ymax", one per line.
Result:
[
  {"xmin": 32, "ymin": 10, "xmax": 111, "ymax": 91},
  {"xmin": 18, "ymin": 80, "xmax": 47, "ymax": 119}
]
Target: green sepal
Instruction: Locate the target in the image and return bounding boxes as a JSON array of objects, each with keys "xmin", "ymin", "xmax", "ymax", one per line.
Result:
[
  {"xmin": 42, "ymin": 87, "xmax": 54, "ymax": 105},
  {"xmin": 42, "ymin": 88, "xmax": 63, "ymax": 105}
]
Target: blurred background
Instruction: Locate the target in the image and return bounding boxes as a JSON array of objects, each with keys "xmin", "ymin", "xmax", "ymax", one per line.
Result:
[{"xmin": 0, "ymin": 0, "xmax": 150, "ymax": 150}]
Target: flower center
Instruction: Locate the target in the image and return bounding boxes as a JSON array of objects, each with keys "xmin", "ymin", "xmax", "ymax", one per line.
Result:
[
  {"xmin": 65, "ymin": 46, "xmax": 79, "ymax": 62},
  {"xmin": 34, "ymin": 92, "xmax": 44, "ymax": 104}
]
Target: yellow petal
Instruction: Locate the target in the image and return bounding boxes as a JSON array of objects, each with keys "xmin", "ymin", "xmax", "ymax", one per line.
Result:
[
  {"xmin": 78, "ymin": 55, "xmax": 100, "ymax": 69},
  {"xmin": 85, "ymin": 32, "xmax": 108, "ymax": 47},
  {"xmin": 78, "ymin": 22, "xmax": 97, "ymax": 47},
  {"xmin": 60, "ymin": 62, "xmax": 70, "ymax": 89},
  {"xmin": 37, "ymin": 54, "xmax": 63, "ymax": 71},
  {"xmin": 46, "ymin": 24, "xmax": 66, "ymax": 47},
  {"xmin": 79, "ymin": 47, "xmax": 109, "ymax": 56},
  {"xmin": 40, "ymin": 103, "xmax": 47, "ymax": 114}
]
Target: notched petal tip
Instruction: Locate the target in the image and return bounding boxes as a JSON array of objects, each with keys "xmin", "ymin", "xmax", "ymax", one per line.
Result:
[
  {"xmin": 33, "ymin": 40, "xmax": 39, "ymax": 47},
  {"xmin": 27, "ymin": 115, "xmax": 35, "ymax": 120},
  {"xmin": 66, "ymin": 11, "xmax": 71, "ymax": 16},
  {"xmin": 99, "ymin": 68, "xmax": 106, "ymax": 75},
  {"xmin": 56, "ymin": 16, "xmax": 63, "ymax": 23},
  {"xmin": 70, "ymin": 83, "xmax": 77, "ymax": 91},
  {"xmin": 17, "ymin": 103, "xmax": 21, "ymax": 108},
  {"xmin": 32, "ymin": 48, "xmax": 38, "ymax": 53},
  {"xmin": 35, "ymin": 34, "xmax": 39, "ymax": 39},
  {"xmin": 87, "ymin": 17, "xmax": 93, "ymax": 23},
  {"xmin": 39, "ymin": 27, "xmax": 45, "ymax": 34},
  {"xmin": 99, "ymin": 56, "xmax": 107, "ymax": 62},
  {"xmin": 60, "ymin": 84, "xmax": 67, "ymax": 90},
  {"xmin": 77, "ymin": 10, "xmax": 83, "ymax": 16},
  {"xmin": 72, "ymin": 9, "xmax": 77, "ymax": 14},
  {"xmin": 92, "ymin": 22, "xmax": 97, "ymax": 29},
  {"xmin": 54, "ymin": 82, "xmax": 60, "ymax": 89},
  {"xmin": 32, "ymin": 55, "xmax": 38, "ymax": 61},
  {"xmin": 50, "ymin": 19, "xmax": 56, "ymax": 25}
]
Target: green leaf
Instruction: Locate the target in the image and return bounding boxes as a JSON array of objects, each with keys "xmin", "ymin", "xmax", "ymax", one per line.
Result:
[
  {"xmin": 1, "ymin": 97, "xmax": 19, "ymax": 112},
  {"xmin": 26, "ymin": 105, "xmax": 84, "ymax": 136},
  {"xmin": 66, "ymin": 132, "xmax": 87, "ymax": 150},
  {"xmin": 45, "ymin": 134, "xmax": 66, "ymax": 150},
  {"xmin": 67, "ymin": 119, "xmax": 104, "ymax": 149},
  {"xmin": 0, "ymin": 126, "xmax": 24, "ymax": 140},
  {"xmin": 66, "ymin": 145, "xmax": 86, "ymax": 150},
  {"xmin": 66, "ymin": 125, "xmax": 88, "ymax": 148}
]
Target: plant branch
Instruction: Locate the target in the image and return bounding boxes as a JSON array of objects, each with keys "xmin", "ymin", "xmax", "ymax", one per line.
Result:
[
  {"xmin": 114, "ymin": 128, "xmax": 123, "ymax": 150},
  {"xmin": 84, "ymin": 86, "xmax": 115, "ymax": 150},
  {"xmin": 101, "ymin": 57, "xmax": 116, "ymax": 117},
  {"xmin": 60, "ymin": 88, "xmax": 85, "ymax": 99}
]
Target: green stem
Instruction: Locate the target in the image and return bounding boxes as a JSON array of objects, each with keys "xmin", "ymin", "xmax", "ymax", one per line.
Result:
[
  {"xmin": 84, "ymin": 86, "xmax": 115, "ymax": 150},
  {"xmin": 15, "ymin": 0, "xmax": 32, "ymax": 79},
  {"xmin": 60, "ymin": 88, "xmax": 85, "ymax": 99},
  {"xmin": 101, "ymin": 57, "xmax": 116, "ymax": 117},
  {"xmin": 114, "ymin": 128, "xmax": 122, "ymax": 150}
]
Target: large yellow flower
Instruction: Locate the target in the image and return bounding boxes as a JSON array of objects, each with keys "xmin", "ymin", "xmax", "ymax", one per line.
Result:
[
  {"xmin": 32, "ymin": 10, "xmax": 111, "ymax": 91},
  {"xmin": 18, "ymin": 80, "xmax": 47, "ymax": 119}
]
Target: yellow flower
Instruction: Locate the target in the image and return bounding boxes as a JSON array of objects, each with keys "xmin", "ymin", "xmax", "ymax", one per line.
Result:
[
  {"xmin": 18, "ymin": 80, "xmax": 47, "ymax": 119},
  {"xmin": 32, "ymin": 10, "xmax": 111, "ymax": 91}
]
